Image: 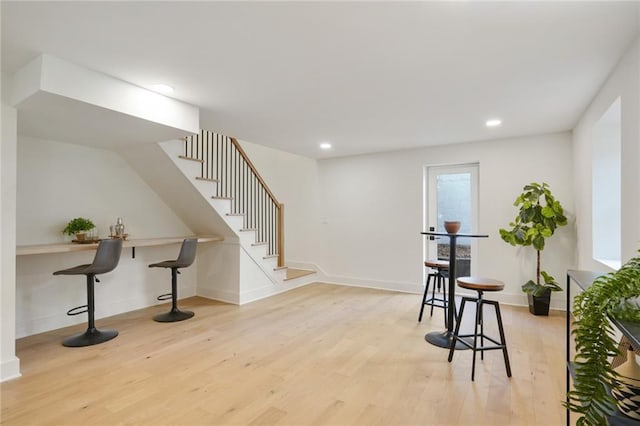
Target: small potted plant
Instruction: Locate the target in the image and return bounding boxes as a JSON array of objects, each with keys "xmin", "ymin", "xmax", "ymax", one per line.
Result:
[
  {"xmin": 499, "ymin": 182, "xmax": 568, "ymax": 315},
  {"xmin": 62, "ymin": 217, "xmax": 96, "ymax": 241}
]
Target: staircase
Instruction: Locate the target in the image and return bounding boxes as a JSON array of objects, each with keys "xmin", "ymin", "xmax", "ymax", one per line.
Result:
[
  {"xmin": 182, "ymin": 131, "xmax": 284, "ymax": 267},
  {"xmin": 120, "ymin": 131, "xmax": 316, "ymax": 304}
]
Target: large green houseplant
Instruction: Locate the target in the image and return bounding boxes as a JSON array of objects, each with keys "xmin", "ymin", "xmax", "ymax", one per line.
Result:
[
  {"xmin": 567, "ymin": 254, "xmax": 640, "ymax": 425},
  {"xmin": 499, "ymin": 182, "xmax": 568, "ymax": 314}
]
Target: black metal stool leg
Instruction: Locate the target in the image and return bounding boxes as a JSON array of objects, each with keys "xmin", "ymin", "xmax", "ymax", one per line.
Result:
[
  {"xmin": 418, "ymin": 273, "xmax": 432, "ymax": 322},
  {"xmin": 430, "ymin": 272, "xmax": 437, "ymax": 317},
  {"xmin": 441, "ymin": 272, "xmax": 449, "ymax": 328},
  {"xmin": 448, "ymin": 297, "xmax": 467, "ymax": 362},
  {"xmin": 63, "ymin": 274, "xmax": 118, "ymax": 347},
  {"xmin": 493, "ymin": 301, "xmax": 512, "ymax": 377},
  {"xmin": 471, "ymin": 295, "xmax": 483, "ymax": 381},
  {"xmin": 478, "ymin": 290, "xmax": 485, "ymax": 361},
  {"xmin": 154, "ymin": 268, "xmax": 194, "ymax": 322}
]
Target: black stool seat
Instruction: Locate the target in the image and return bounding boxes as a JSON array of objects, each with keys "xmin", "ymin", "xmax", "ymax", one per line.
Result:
[
  {"xmin": 448, "ymin": 276, "xmax": 511, "ymax": 381},
  {"xmin": 150, "ymin": 238, "xmax": 197, "ymax": 322},
  {"xmin": 419, "ymin": 259, "xmax": 451, "ymax": 326},
  {"xmin": 53, "ymin": 239, "xmax": 122, "ymax": 347}
]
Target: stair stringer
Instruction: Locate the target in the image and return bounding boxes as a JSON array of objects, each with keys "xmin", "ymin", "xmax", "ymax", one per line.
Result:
[{"xmin": 153, "ymin": 139, "xmax": 316, "ymax": 303}]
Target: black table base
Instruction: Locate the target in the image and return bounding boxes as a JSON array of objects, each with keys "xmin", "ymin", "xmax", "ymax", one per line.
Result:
[{"xmin": 425, "ymin": 331, "xmax": 470, "ymax": 350}]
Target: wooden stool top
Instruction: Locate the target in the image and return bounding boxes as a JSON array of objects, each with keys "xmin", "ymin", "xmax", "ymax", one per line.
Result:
[
  {"xmin": 457, "ymin": 276, "xmax": 504, "ymax": 292},
  {"xmin": 424, "ymin": 259, "xmax": 449, "ymax": 269}
]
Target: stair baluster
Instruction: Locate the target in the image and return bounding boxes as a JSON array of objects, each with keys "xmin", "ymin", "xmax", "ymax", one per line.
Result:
[{"xmin": 184, "ymin": 131, "xmax": 284, "ymax": 267}]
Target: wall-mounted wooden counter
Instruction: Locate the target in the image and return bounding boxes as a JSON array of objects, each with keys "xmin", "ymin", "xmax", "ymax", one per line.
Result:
[{"xmin": 17, "ymin": 235, "xmax": 223, "ymax": 256}]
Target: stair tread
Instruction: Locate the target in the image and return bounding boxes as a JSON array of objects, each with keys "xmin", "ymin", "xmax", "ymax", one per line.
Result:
[
  {"xmin": 240, "ymin": 228, "xmax": 257, "ymax": 232},
  {"xmin": 284, "ymin": 268, "xmax": 316, "ymax": 281},
  {"xmin": 212, "ymin": 196, "xmax": 233, "ymax": 200},
  {"xmin": 251, "ymin": 241, "xmax": 268, "ymax": 246},
  {"xmin": 196, "ymin": 176, "xmax": 219, "ymax": 182},
  {"xmin": 178, "ymin": 155, "xmax": 204, "ymax": 163}
]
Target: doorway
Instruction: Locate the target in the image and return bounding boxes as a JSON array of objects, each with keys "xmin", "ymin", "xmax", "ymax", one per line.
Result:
[{"xmin": 424, "ymin": 163, "xmax": 479, "ymax": 277}]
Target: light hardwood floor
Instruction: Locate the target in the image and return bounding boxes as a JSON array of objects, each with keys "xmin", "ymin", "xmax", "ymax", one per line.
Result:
[{"xmin": 1, "ymin": 283, "xmax": 566, "ymax": 425}]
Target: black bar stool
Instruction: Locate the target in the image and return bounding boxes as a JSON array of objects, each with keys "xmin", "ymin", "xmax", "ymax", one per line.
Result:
[
  {"xmin": 150, "ymin": 238, "xmax": 198, "ymax": 322},
  {"xmin": 418, "ymin": 259, "xmax": 450, "ymax": 326},
  {"xmin": 447, "ymin": 276, "xmax": 511, "ymax": 381},
  {"xmin": 53, "ymin": 239, "xmax": 123, "ymax": 347}
]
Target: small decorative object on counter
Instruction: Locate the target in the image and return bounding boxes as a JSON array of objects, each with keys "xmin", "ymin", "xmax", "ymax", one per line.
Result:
[
  {"xmin": 110, "ymin": 217, "xmax": 128, "ymax": 240},
  {"xmin": 115, "ymin": 217, "xmax": 124, "ymax": 237},
  {"xmin": 444, "ymin": 220, "xmax": 461, "ymax": 234}
]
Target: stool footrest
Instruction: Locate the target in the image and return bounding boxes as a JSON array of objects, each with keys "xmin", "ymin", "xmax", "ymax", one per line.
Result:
[
  {"xmin": 424, "ymin": 297, "xmax": 448, "ymax": 307},
  {"xmin": 157, "ymin": 293, "xmax": 173, "ymax": 301},
  {"xmin": 66, "ymin": 305, "xmax": 88, "ymax": 316},
  {"xmin": 453, "ymin": 333, "xmax": 505, "ymax": 351}
]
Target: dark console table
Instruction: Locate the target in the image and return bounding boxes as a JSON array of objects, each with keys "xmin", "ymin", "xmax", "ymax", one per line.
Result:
[{"xmin": 566, "ymin": 269, "xmax": 640, "ymax": 425}]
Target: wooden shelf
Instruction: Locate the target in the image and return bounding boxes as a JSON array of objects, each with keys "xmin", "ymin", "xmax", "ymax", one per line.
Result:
[{"xmin": 16, "ymin": 235, "xmax": 223, "ymax": 256}]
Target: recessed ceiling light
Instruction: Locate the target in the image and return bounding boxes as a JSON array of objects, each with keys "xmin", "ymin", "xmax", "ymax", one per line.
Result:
[
  {"xmin": 320, "ymin": 142, "xmax": 332, "ymax": 150},
  {"xmin": 150, "ymin": 83, "xmax": 174, "ymax": 94},
  {"xmin": 486, "ymin": 119, "xmax": 502, "ymax": 127}
]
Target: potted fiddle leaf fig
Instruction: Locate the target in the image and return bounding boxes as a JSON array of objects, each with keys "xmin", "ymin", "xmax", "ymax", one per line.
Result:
[
  {"xmin": 499, "ymin": 182, "xmax": 568, "ymax": 315},
  {"xmin": 62, "ymin": 217, "xmax": 95, "ymax": 241}
]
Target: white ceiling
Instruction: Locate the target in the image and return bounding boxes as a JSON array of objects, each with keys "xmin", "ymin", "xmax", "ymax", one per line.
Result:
[{"xmin": 2, "ymin": 1, "xmax": 639, "ymax": 159}]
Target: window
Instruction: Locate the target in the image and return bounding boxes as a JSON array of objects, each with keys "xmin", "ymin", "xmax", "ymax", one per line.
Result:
[{"xmin": 592, "ymin": 97, "xmax": 621, "ymax": 269}]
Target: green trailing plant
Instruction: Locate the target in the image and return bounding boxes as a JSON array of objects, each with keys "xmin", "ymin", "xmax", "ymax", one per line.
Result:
[
  {"xmin": 62, "ymin": 217, "xmax": 95, "ymax": 236},
  {"xmin": 499, "ymin": 182, "xmax": 567, "ymax": 296},
  {"xmin": 566, "ymin": 254, "xmax": 640, "ymax": 425}
]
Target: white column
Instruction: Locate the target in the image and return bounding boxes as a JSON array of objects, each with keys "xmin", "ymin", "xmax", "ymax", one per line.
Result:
[{"xmin": 1, "ymin": 96, "xmax": 21, "ymax": 381}]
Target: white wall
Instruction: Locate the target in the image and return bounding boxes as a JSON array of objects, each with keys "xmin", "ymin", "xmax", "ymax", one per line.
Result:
[
  {"xmin": 17, "ymin": 136, "xmax": 193, "ymax": 244},
  {"xmin": 316, "ymin": 132, "xmax": 576, "ymax": 308},
  {"xmin": 237, "ymin": 139, "xmax": 322, "ymax": 266},
  {"xmin": 16, "ymin": 244, "xmax": 199, "ymax": 338},
  {"xmin": 573, "ymin": 36, "xmax": 640, "ymax": 271},
  {"xmin": 15, "ymin": 137, "xmax": 201, "ymax": 337}
]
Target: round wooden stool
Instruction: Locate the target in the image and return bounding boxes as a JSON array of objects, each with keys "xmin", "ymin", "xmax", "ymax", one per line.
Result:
[
  {"xmin": 447, "ymin": 276, "xmax": 511, "ymax": 381},
  {"xmin": 418, "ymin": 260, "xmax": 450, "ymax": 325}
]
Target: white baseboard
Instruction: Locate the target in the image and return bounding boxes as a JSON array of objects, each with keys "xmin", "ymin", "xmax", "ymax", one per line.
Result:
[
  {"xmin": 1, "ymin": 357, "xmax": 21, "ymax": 383},
  {"xmin": 285, "ymin": 259, "xmax": 567, "ymax": 312},
  {"xmin": 238, "ymin": 277, "xmax": 314, "ymax": 305},
  {"xmin": 197, "ymin": 287, "xmax": 240, "ymax": 305}
]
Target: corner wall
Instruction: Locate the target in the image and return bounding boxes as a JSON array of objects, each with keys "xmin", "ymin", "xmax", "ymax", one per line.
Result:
[{"xmin": 573, "ymin": 36, "xmax": 640, "ymax": 271}]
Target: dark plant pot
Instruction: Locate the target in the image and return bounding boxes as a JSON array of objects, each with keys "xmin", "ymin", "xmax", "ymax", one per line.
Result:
[{"xmin": 528, "ymin": 288, "xmax": 551, "ymax": 316}]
